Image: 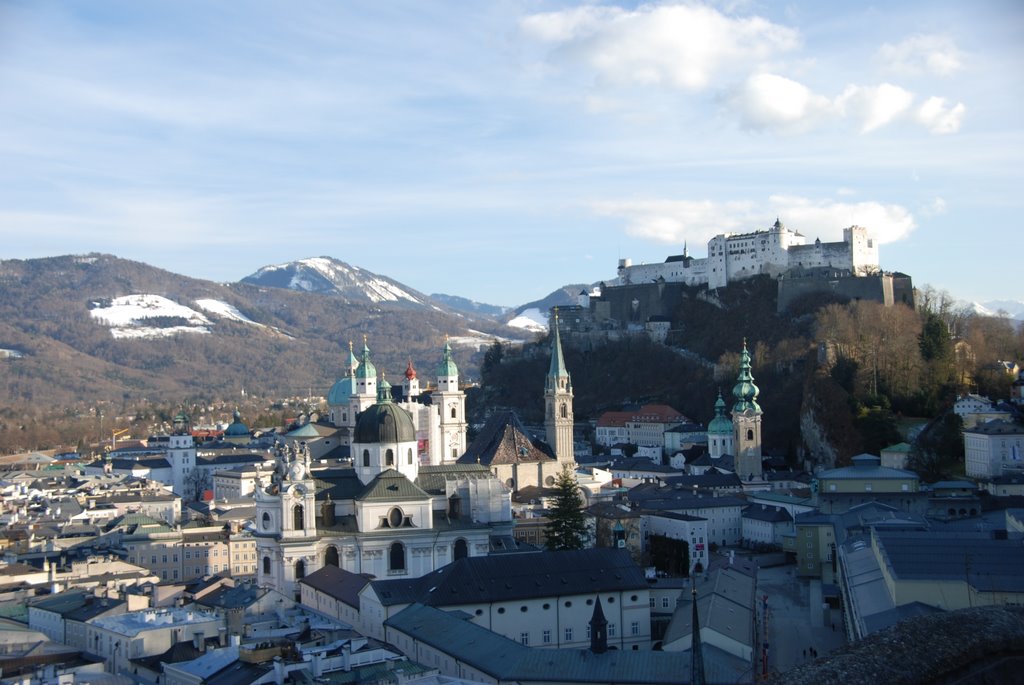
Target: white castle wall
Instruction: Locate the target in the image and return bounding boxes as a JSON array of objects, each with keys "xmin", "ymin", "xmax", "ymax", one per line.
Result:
[{"xmin": 616, "ymin": 222, "xmax": 878, "ymax": 290}]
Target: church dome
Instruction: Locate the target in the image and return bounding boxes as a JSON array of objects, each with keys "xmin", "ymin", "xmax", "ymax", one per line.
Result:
[
  {"xmin": 224, "ymin": 410, "xmax": 249, "ymax": 437},
  {"xmin": 355, "ymin": 342, "xmax": 377, "ymax": 380},
  {"xmin": 404, "ymin": 359, "xmax": 417, "ymax": 380},
  {"xmin": 707, "ymin": 392, "xmax": 733, "ymax": 435},
  {"xmin": 353, "ymin": 396, "xmax": 415, "ymax": 444},
  {"xmin": 328, "ymin": 376, "xmax": 356, "ymax": 405},
  {"xmin": 436, "ymin": 340, "xmax": 458, "ymax": 377}
]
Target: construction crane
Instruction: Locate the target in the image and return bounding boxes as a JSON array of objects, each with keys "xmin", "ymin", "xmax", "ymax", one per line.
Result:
[{"xmin": 110, "ymin": 428, "xmax": 130, "ymax": 452}]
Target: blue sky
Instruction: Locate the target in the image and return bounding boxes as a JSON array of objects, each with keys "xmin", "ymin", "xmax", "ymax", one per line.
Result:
[{"xmin": 1, "ymin": 1, "xmax": 1021, "ymax": 306}]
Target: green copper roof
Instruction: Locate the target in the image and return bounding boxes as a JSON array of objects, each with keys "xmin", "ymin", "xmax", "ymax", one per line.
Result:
[
  {"xmin": 355, "ymin": 342, "xmax": 377, "ymax": 380},
  {"xmin": 436, "ymin": 340, "xmax": 458, "ymax": 378},
  {"xmin": 224, "ymin": 409, "xmax": 249, "ymax": 437},
  {"xmin": 328, "ymin": 376, "xmax": 357, "ymax": 405},
  {"xmin": 731, "ymin": 342, "xmax": 761, "ymax": 414},
  {"xmin": 545, "ymin": 311, "xmax": 571, "ymax": 391},
  {"xmin": 377, "ymin": 376, "xmax": 392, "ymax": 404},
  {"xmin": 707, "ymin": 391, "xmax": 733, "ymax": 434}
]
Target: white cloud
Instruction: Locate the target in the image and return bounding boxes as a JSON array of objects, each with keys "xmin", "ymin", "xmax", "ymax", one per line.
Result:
[
  {"xmin": 521, "ymin": 4, "xmax": 800, "ymax": 91},
  {"xmin": 730, "ymin": 73, "xmax": 832, "ymax": 132},
  {"xmin": 731, "ymin": 74, "xmax": 961, "ymax": 135},
  {"xmin": 594, "ymin": 195, "xmax": 916, "ymax": 247},
  {"xmin": 915, "ymin": 96, "xmax": 966, "ymax": 134},
  {"xmin": 920, "ymin": 197, "xmax": 948, "ymax": 217},
  {"xmin": 878, "ymin": 34, "xmax": 964, "ymax": 76},
  {"xmin": 834, "ymin": 83, "xmax": 915, "ymax": 133}
]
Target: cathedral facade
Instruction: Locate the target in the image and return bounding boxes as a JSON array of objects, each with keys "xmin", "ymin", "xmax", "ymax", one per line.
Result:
[{"xmin": 256, "ymin": 334, "xmax": 575, "ymax": 599}]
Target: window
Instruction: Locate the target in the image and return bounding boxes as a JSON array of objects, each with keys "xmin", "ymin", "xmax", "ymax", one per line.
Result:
[
  {"xmin": 408, "ymin": 448, "xmax": 413, "ymax": 465},
  {"xmin": 386, "ymin": 449, "xmax": 394, "ymax": 466},
  {"xmin": 586, "ymin": 625, "xmax": 591, "ymax": 639},
  {"xmin": 520, "ymin": 632, "xmax": 529, "ymax": 645},
  {"xmin": 453, "ymin": 538, "xmax": 468, "ymax": 561},
  {"xmin": 451, "ymin": 407, "xmax": 457, "ymax": 419},
  {"xmin": 295, "ymin": 560, "xmax": 305, "ymax": 580},
  {"xmin": 262, "ymin": 512, "xmax": 271, "ymax": 530},
  {"xmin": 662, "ymin": 597, "xmax": 669, "ymax": 608},
  {"xmin": 294, "ymin": 504, "xmax": 304, "ymax": 529},
  {"xmin": 565, "ymin": 628, "xmax": 573, "ymax": 642},
  {"xmin": 162, "ymin": 555, "xmax": 167, "ymax": 563},
  {"xmin": 649, "ymin": 597, "xmax": 655, "ymax": 608},
  {"xmin": 609, "ymin": 623, "xmax": 616, "ymax": 638},
  {"xmin": 185, "ymin": 550, "xmax": 192, "ymax": 559},
  {"xmin": 543, "ymin": 630, "xmax": 551, "ymax": 644},
  {"xmin": 263, "ymin": 556, "xmax": 271, "ymax": 575},
  {"xmin": 389, "ymin": 542, "xmax": 406, "ymax": 572},
  {"xmin": 362, "ymin": 450, "xmax": 370, "ymax": 467},
  {"xmin": 631, "ymin": 621, "xmax": 640, "ymax": 636}
]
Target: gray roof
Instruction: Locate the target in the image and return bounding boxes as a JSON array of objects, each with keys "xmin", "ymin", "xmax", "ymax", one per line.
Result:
[
  {"xmin": 356, "ymin": 469, "xmax": 430, "ymax": 502},
  {"xmin": 386, "ymin": 603, "xmax": 693, "ymax": 684},
  {"xmin": 875, "ymin": 530, "xmax": 1024, "ymax": 592},
  {"xmin": 963, "ymin": 420, "xmax": 1024, "ymax": 436},
  {"xmin": 458, "ymin": 411, "xmax": 556, "ymax": 466},
  {"xmin": 415, "ymin": 463, "xmax": 495, "ymax": 495},
  {"xmin": 742, "ymin": 504, "xmax": 793, "ymax": 523},
  {"xmin": 300, "ymin": 565, "xmax": 371, "ymax": 608},
  {"xmin": 370, "ymin": 548, "xmax": 647, "ymax": 607},
  {"xmin": 817, "ymin": 455, "xmax": 918, "ymax": 481},
  {"xmin": 664, "ymin": 472, "xmax": 742, "ymax": 489}
]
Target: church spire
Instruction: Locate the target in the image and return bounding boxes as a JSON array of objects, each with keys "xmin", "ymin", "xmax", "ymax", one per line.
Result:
[
  {"xmin": 546, "ymin": 309, "xmax": 571, "ymax": 392},
  {"xmin": 589, "ymin": 595, "xmax": 608, "ymax": 654},
  {"xmin": 690, "ymin": 585, "xmax": 706, "ymax": 685},
  {"xmin": 731, "ymin": 339, "xmax": 761, "ymax": 414}
]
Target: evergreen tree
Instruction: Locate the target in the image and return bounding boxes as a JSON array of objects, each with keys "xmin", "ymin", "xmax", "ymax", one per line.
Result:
[{"xmin": 545, "ymin": 464, "xmax": 588, "ymax": 550}]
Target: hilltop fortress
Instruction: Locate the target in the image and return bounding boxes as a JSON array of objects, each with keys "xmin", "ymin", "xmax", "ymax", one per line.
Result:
[
  {"xmin": 564, "ymin": 219, "xmax": 912, "ymax": 337},
  {"xmin": 614, "ymin": 219, "xmax": 879, "ymax": 290}
]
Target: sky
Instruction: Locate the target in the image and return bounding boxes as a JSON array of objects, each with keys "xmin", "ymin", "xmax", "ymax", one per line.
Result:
[{"xmin": 1, "ymin": 1, "xmax": 1022, "ymax": 307}]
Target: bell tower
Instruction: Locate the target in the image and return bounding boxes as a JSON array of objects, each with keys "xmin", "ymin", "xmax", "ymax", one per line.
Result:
[
  {"xmin": 731, "ymin": 340, "xmax": 763, "ymax": 480},
  {"xmin": 545, "ymin": 310, "xmax": 575, "ymax": 465}
]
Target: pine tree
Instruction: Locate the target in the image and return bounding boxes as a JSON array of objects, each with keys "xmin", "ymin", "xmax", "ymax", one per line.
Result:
[{"xmin": 545, "ymin": 464, "xmax": 588, "ymax": 550}]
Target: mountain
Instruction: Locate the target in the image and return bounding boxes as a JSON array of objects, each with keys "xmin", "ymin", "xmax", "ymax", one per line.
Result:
[
  {"xmin": 429, "ymin": 293, "xmax": 510, "ymax": 319},
  {"xmin": 0, "ymin": 254, "xmax": 521, "ymax": 412},
  {"xmin": 977, "ymin": 300, "xmax": 1024, "ymax": 320},
  {"xmin": 241, "ymin": 256, "xmax": 433, "ymax": 307},
  {"xmin": 504, "ymin": 283, "xmax": 594, "ymax": 333}
]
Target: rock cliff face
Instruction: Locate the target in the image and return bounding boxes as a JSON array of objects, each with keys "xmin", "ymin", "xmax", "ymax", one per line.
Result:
[
  {"xmin": 773, "ymin": 605, "xmax": 1024, "ymax": 685},
  {"xmin": 798, "ymin": 404, "xmax": 838, "ymax": 471}
]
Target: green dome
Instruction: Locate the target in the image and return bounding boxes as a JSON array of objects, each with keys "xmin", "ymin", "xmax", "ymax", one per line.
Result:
[
  {"xmin": 224, "ymin": 409, "xmax": 249, "ymax": 437},
  {"xmin": 354, "ymin": 401, "xmax": 415, "ymax": 444},
  {"xmin": 355, "ymin": 342, "xmax": 377, "ymax": 380},
  {"xmin": 707, "ymin": 392, "xmax": 733, "ymax": 435},
  {"xmin": 436, "ymin": 340, "xmax": 458, "ymax": 377},
  {"xmin": 731, "ymin": 342, "xmax": 761, "ymax": 413},
  {"xmin": 328, "ymin": 376, "xmax": 357, "ymax": 405}
]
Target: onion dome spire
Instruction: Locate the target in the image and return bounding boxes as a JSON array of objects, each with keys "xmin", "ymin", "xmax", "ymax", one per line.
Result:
[
  {"xmin": 355, "ymin": 337, "xmax": 376, "ymax": 380},
  {"xmin": 731, "ymin": 339, "xmax": 761, "ymax": 414},
  {"xmin": 546, "ymin": 309, "xmax": 571, "ymax": 392},
  {"xmin": 404, "ymin": 358, "xmax": 417, "ymax": 380},
  {"xmin": 437, "ymin": 337, "xmax": 459, "ymax": 378}
]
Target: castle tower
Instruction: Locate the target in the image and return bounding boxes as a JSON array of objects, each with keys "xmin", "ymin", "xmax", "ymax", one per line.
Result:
[
  {"xmin": 431, "ymin": 339, "xmax": 467, "ymax": 464},
  {"xmin": 169, "ymin": 410, "xmax": 196, "ymax": 500},
  {"xmin": 706, "ymin": 391, "xmax": 734, "ymax": 460},
  {"xmin": 545, "ymin": 311, "xmax": 575, "ymax": 465},
  {"xmin": 731, "ymin": 341, "xmax": 763, "ymax": 480}
]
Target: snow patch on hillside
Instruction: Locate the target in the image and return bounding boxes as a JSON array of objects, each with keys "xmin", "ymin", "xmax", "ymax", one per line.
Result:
[
  {"xmin": 195, "ymin": 299, "xmax": 264, "ymax": 327},
  {"xmin": 89, "ymin": 294, "xmax": 211, "ymax": 339},
  {"xmin": 447, "ymin": 330, "xmax": 524, "ymax": 350},
  {"xmin": 506, "ymin": 308, "xmax": 549, "ymax": 332}
]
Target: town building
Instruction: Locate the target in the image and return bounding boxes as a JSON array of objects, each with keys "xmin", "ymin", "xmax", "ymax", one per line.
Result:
[
  {"xmin": 813, "ymin": 454, "xmax": 921, "ymax": 514},
  {"xmin": 964, "ymin": 420, "xmax": 1024, "ymax": 479}
]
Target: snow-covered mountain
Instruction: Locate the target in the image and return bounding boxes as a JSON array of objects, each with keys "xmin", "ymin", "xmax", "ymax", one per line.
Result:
[
  {"xmin": 430, "ymin": 293, "xmax": 510, "ymax": 318},
  {"xmin": 88, "ymin": 294, "xmax": 269, "ymax": 339},
  {"xmin": 978, "ymin": 300, "xmax": 1024, "ymax": 320},
  {"xmin": 242, "ymin": 256, "xmax": 434, "ymax": 307}
]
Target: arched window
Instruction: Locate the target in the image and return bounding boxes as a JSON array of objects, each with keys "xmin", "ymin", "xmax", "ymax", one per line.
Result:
[
  {"xmin": 407, "ymin": 448, "xmax": 413, "ymax": 465},
  {"xmin": 451, "ymin": 406, "xmax": 457, "ymax": 419},
  {"xmin": 453, "ymin": 538, "xmax": 468, "ymax": 561},
  {"xmin": 560, "ymin": 403, "xmax": 568, "ymax": 419},
  {"xmin": 293, "ymin": 504, "xmax": 304, "ymax": 530},
  {"xmin": 386, "ymin": 449, "xmax": 394, "ymax": 466},
  {"xmin": 261, "ymin": 512, "xmax": 271, "ymax": 530},
  {"xmin": 389, "ymin": 542, "xmax": 406, "ymax": 572},
  {"xmin": 324, "ymin": 546, "xmax": 339, "ymax": 567},
  {"xmin": 295, "ymin": 559, "xmax": 305, "ymax": 580},
  {"xmin": 363, "ymin": 449, "xmax": 370, "ymax": 467},
  {"xmin": 262, "ymin": 556, "xmax": 271, "ymax": 575},
  {"xmin": 746, "ymin": 429, "xmax": 754, "ymax": 441}
]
